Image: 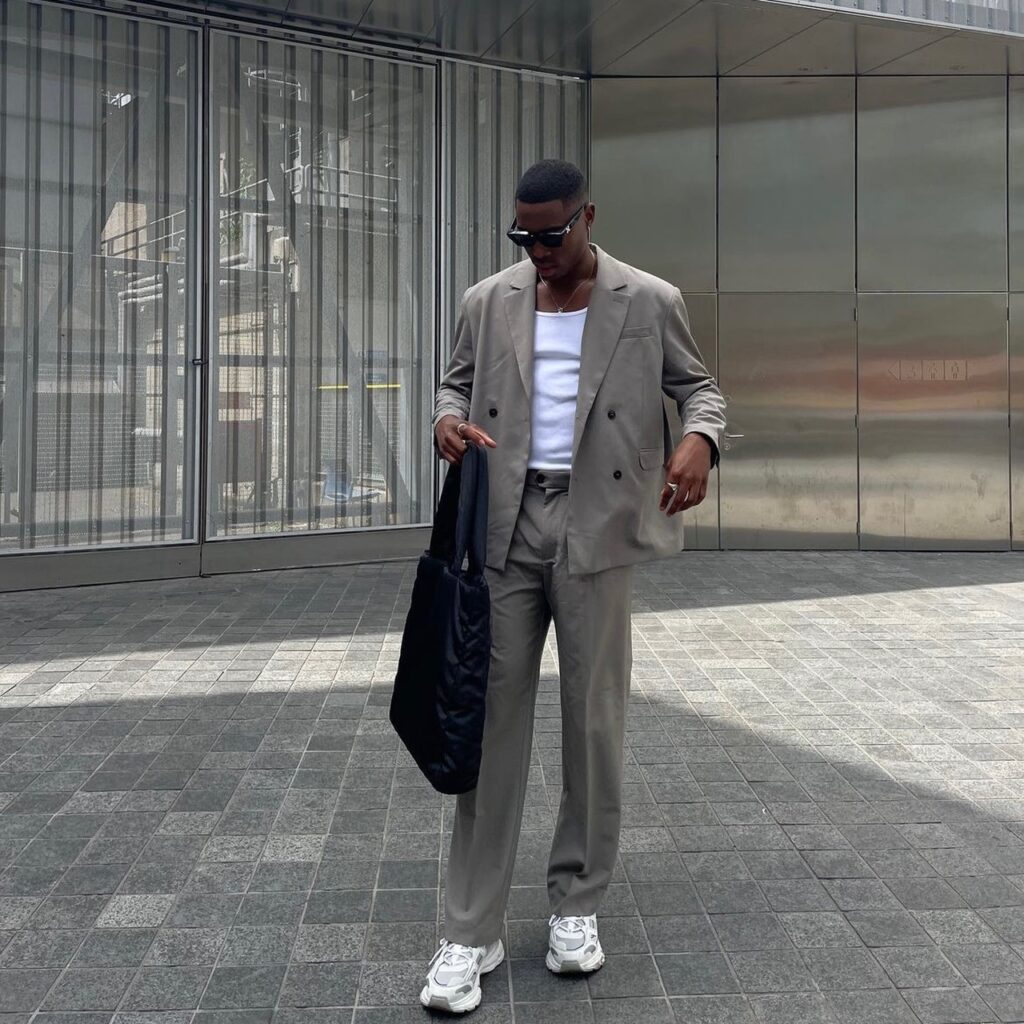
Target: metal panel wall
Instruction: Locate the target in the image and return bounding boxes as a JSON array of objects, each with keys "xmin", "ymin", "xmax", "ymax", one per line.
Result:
[
  {"xmin": 591, "ymin": 78, "xmax": 716, "ymax": 292},
  {"xmin": 718, "ymin": 293, "xmax": 858, "ymax": 548},
  {"xmin": 859, "ymin": 293, "xmax": 1010, "ymax": 549},
  {"xmin": 1012, "ymin": 78, "xmax": 1024, "ymax": 292},
  {"xmin": 858, "ymin": 76, "xmax": 1007, "ymax": 292},
  {"xmin": 1012, "ymin": 294, "xmax": 1024, "ymax": 550},
  {"xmin": 719, "ymin": 78, "xmax": 855, "ymax": 292}
]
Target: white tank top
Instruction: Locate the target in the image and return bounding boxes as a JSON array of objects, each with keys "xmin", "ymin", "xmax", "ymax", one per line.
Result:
[{"xmin": 527, "ymin": 308, "xmax": 587, "ymax": 470}]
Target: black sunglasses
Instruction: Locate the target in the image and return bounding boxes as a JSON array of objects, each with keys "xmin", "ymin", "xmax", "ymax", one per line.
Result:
[{"xmin": 506, "ymin": 204, "xmax": 585, "ymax": 249}]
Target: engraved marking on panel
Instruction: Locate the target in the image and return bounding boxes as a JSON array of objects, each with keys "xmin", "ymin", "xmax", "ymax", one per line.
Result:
[{"xmin": 887, "ymin": 359, "xmax": 970, "ymax": 382}]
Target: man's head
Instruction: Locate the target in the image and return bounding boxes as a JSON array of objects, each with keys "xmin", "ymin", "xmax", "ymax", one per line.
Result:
[{"xmin": 510, "ymin": 159, "xmax": 595, "ymax": 282}]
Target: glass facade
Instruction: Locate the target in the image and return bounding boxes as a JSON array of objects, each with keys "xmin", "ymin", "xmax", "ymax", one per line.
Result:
[
  {"xmin": 0, "ymin": 2, "xmax": 198, "ymax": 551},
  {"xmin": 210, "ymin": 33, "xmax": 434, "ymax": 537},
  {"xmin": 0, "ymin": 1, "xmax": 587, "ymax": 568}
]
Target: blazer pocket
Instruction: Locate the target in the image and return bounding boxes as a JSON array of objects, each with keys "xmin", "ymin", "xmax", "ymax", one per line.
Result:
[
  {"xmin": 638, "ymin": 447, "xmax": 662, "ymax": 471},
  {"xmin": 620, "ymin": 325, "xmax": 655, "ymax": 340}
]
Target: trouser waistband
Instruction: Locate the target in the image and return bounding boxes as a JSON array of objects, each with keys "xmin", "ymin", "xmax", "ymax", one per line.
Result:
[{"xmin": 525, "ymin": 468, "xmax": 571, "ymax": 492}]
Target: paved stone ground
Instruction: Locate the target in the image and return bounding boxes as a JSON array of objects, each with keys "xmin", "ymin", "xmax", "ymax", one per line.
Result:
[{"xmin": 1, "ymin": 551, "xmax": 1024, "ymax": 1023}]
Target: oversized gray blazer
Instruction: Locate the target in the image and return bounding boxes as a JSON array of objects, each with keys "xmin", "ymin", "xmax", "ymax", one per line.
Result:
[{"xmin": 433, "ymin": 245, "xmax": 727, "ymax": 576}]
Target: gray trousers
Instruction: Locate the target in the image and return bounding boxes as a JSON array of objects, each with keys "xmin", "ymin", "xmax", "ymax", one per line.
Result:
[{"xmin": 443, "ymin": 469, "xmax": 635, "ymax": 947}]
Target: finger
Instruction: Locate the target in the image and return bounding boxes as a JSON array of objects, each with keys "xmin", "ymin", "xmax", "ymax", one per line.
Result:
[
  {"xmin": 679, "ymin": 479, "xmax": 696, "ymax": 512},
  {"xmin": 466, "ymin": 426, "xmax": 497, "ymax": 448},
  {"xmin": 671, "ymin": 479, "xmax": 696, "ymax": 515},
  {"xmin": 441, "ymin": 439, "xmax": 464, "ymax": 463}
]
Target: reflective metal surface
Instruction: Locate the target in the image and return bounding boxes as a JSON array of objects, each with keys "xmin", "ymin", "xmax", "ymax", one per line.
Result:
[
  {"xmin": 1012, "ymin": 295, "xmax": 1024, "ymax": 550},
  {"xmin": 432, "ymin": 0, "xmax": 539, "ymax": 62},
  {"xmin": 858, "ymin": 293, "xmax": 1010, "ymax": 549},
  {"xmin": 596, "ymin": 3, "xmax": 1024, "ymax": 78},
  {"xmin": 598, "ymin": 2, "xmax": 719, "ymax": 75},
  {"xmin": 591, "ymin": 78, "xmax": 716, "ymax": 292},
  {"xmin": 858, "ymin": 76, "xmax": 1007, "ymax": 292},
  {"xmin": 483, "ymin": 0, "xmax": 623, "ymax": 70},
  {"xmin": 860, "ymin": 27, "xmax": 1011, "ymax": 73},
  {"xmin": 718, "ymin": 293, "xmax": 858, "ymax": 549},
  {"xmin": 1012, "ymin": 78, "xmax": 1024, "ymax": 291},
  {"xmin": 719, "ymin": 78, "xmax": 855, "ymax": 292},
  {"xmin": 769, "ymin": 0, "xmax": 1022, "ymax": 38},
  {"xmin": 719, "ymin": 11, "xmax": 855, "ymax": 74},
  {"xmin": 545, "ymin": 0, "xmax": 704, "ymax": 74}
]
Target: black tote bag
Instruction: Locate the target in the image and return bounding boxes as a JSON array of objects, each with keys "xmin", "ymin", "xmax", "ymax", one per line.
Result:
[{"xmin": 389, "ymin": 442, "xmax": 491, "ymax": 795}]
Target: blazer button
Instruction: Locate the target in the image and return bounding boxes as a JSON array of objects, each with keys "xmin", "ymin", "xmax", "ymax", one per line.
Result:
[
  {"xmin": 607, "ymin": 410, "xmax": 616, "ymax": 419},
  {"xmin": 489, "ymin": 408, "xmax": 498, "ymax": 417},
  {"xmin": 613, "ymin": 470, "xmax": 622, "ymax": 480}
]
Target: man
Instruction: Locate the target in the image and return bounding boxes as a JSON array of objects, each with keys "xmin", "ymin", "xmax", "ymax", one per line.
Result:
[{"xmin": 421, "ymin": 159, "xmax": 726, "ymax": 1013}]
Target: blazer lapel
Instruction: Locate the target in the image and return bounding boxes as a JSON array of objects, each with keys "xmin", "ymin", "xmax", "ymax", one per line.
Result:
[
  {"xmin": 503, "ymin": 260, "xmax": 536, "ymax": 402},
  {"xmin": 572, "ymin": 247, "xmax": 630, "ymax": 459}
]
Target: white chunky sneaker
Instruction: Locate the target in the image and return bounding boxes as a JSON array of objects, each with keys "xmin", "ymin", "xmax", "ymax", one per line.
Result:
[
  {"xmin": 420, "ymin": 937, "xmax": 505, "ymax": 1013},
  {"xmin": 546, "ymin": 913, "xmax": 605, "ymax": 973}
]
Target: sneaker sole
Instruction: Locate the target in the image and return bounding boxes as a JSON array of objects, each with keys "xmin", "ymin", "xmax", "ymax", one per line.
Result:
[
  {"xmin": 419, "ymin": 941, "xmax": 505, "ymax": 1013},
  {"xmin": 545, "ymin": 946, "xmax": 606, "ymax": 974}
]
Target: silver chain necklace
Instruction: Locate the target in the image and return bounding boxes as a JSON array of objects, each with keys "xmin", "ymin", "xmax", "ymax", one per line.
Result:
[{"xmin": 541, "ymin": 257, "xmax": 596, "ymax": 313}]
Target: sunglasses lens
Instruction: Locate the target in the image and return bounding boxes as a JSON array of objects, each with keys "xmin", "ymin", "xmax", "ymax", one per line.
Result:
[{"xmin": 506, "ymin": 227, "xmax": 568, "ymax": 249}]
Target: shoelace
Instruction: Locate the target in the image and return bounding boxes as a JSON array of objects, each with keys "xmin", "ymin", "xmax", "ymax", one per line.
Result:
[
  {"xmin": 550, "ymin": 914, "xmax": 588, "ymax": 939},
  {"xmin": 431, "ymin": 940, "xmax": 478, "ymax": 974}
]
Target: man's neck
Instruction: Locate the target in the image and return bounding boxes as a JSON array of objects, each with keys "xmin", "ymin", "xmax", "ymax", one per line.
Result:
[{"xmin": 546, "ymin": 250, "xmax": 596, "ymax": 288}]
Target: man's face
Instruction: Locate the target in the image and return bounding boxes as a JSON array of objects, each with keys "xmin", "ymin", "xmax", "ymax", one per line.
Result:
[{"xmin": 513, "ymin": 198, "xmax": 594, "ymax": 281}]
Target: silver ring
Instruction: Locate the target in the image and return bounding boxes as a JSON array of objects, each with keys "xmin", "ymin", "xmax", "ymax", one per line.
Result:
[
  {"xmin": 667, "ymin": 482, "xmax": 679, "ymax": 493},
  {"xmin": 456, "ymin": 422, "xmax": 468, "ymax": 436}
]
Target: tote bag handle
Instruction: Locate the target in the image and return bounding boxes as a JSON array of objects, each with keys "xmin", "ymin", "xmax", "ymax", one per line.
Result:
[{"xmin": 427, "ymin": 443, "xmax": 488, "ymax": 577}]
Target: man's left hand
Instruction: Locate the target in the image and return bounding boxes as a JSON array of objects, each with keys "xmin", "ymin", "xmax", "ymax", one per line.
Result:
[{"xmin": 660, "ymin": 433, "xmax": 712, "ymax": 515}]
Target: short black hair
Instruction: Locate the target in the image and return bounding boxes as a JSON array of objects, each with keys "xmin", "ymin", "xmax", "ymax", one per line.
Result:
[{"xmin": 515, "ymin": 159, "xmax": 587, "ymax": 206}]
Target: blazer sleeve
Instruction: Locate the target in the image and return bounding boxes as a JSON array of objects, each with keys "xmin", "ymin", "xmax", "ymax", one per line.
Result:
[
  {"xmin": 661, "ymin": 287, "xmax": 727, "ymax": 470},
  {"xmin": 432, "ymin": 296, "xmax": 475, "ymax": 450}
]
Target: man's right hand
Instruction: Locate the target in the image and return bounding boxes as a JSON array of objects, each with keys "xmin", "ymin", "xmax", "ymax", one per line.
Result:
[{"xmin": 435, "ymin": 414, "xmax": 498, "ymax": 465}]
